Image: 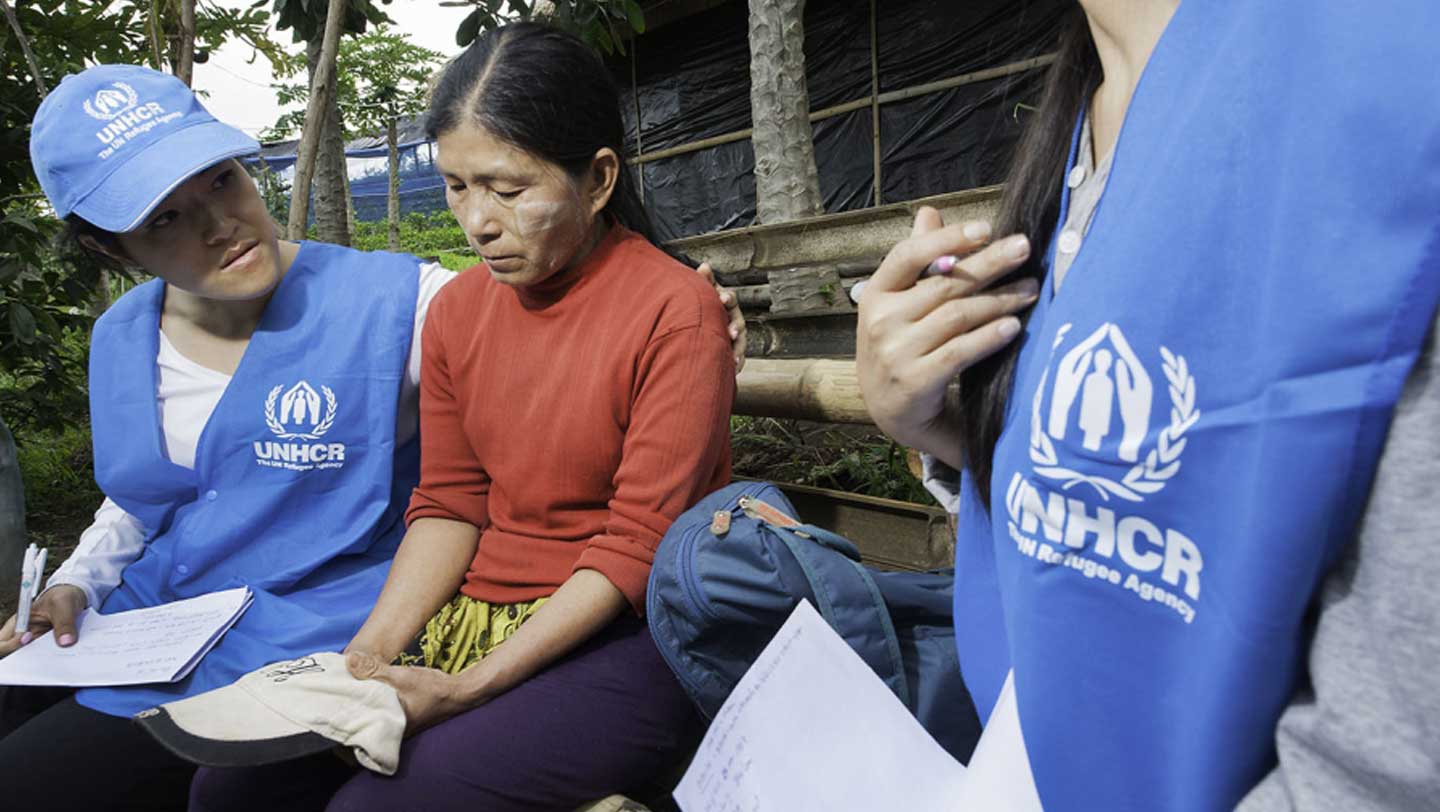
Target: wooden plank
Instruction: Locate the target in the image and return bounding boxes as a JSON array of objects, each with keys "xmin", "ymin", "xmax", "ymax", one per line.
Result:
[
  {"xmin": 669, "ymin": 186, "xmax": 1002, "ymax": 279},
  {"xmin": 774, "ymin": 482, "xmax": 954, "ymax": 572}
]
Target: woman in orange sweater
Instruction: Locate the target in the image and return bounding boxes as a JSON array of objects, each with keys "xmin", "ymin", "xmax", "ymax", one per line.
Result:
[{"xmin": 303, "ymin": 22, "xmax": 729, "ymax": 811}]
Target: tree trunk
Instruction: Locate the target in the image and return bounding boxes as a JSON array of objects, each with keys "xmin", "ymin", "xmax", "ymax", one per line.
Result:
[
  {"xmin": 290, "ymin": 30, "xmax": 350, "ymax": 243},
  {"xmin": 176, "ymin": 0, "xmax": 196, "ymax": 86},
  {"xmin": 318, "ymin": 48, "xmax": 352, "ymax": 246},
  {"xmin": 147, "ymin": 0, "xmax": 165, "ymax": 70},
  {"xmin": 343, "ymin": 165, "xmax": 357, "ymax": 240},
  {"xmin": 387, "ymin": 117, "xmax": 400, "ymax": 251},
  {"xmin": 0, "ymin": 418, "xmax": 27, "ymax": 611},
  {"xmin": 747, "ymin": 0, "xmax": 850, "ymax": 314},
  {"xmin": 748, "ymin": 0, "xmax": 822, "ymax": 224},
  {"xmin": 0, "ymin": 0, "xmax": 47, "ymax": 95}
]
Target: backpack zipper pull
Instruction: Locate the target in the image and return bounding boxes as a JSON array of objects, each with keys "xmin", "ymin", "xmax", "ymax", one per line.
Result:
[
  {"xmin": 737, "ymin": 495, "xmax": 801, "ymax": 528},
  {"xmin": 709, "ymin": 510, "xmax": 732, "ymax": 536}
]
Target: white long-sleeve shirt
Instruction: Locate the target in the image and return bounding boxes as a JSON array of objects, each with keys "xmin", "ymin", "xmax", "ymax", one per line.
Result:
[{"xmin": 47, "ymin": 261, "xmax": 456, "ymax": 609}]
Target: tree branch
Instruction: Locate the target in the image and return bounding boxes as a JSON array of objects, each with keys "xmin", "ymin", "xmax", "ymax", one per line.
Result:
[
  {"xmin": 0, "ymin": 0, "xmax": 47, "ymax": 95},
  {"xmin": 177, "ymin": 0, "xmax": 196, "ymax": 85}
]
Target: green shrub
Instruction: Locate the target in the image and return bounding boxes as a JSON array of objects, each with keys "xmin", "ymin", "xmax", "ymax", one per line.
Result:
[
  {"xmin": 730, "ymin": 416, "xmax": 934, "ymax": 505},
  {"xmin": 350, "ymin": 211, "xmax": 471, "ymax": 258},
  {"xmin": 14, "ymin": 423, "xmax": 101, "ymax": 564}
]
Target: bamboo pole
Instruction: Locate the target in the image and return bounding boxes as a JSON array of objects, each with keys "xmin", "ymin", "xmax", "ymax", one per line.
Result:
[
  {"xmin": 631, "ymin": 43, "xmax": 645, "ymax": 204},
  {"xmin": 631, "ymin": 54, "xmax": 1054, "ymax": 166},
  {"xmin": 735, "ymin": 358, "xmax": 870, "ymax": 424},
  {"xmin": 868, "ymin": 0, "xmax": 881, "ymax": 207}
]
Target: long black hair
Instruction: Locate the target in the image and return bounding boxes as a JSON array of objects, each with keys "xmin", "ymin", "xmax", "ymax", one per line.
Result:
[
  {"xmin": 426, "ymin": 22, "xmax": 661, "ymax": 247},
  {"xmin": 957, "ymin": 8, "xmax": 1100, "ymax": 506}
]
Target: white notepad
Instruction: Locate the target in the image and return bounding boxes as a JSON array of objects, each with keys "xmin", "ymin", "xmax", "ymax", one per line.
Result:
[
  {"xmin": 674, "ymin": 601, "xmax": 1044, "ymax": 812},
  {"xmin": 0, "ymin": 587, "xmax": 253, "ymax": 687},
  {"xmin": 675, "ymin": 600, "xmax": 969, "ymax": 811}
]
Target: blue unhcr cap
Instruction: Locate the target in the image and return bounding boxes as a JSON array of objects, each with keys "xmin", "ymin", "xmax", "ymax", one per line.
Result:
[{"xmin": 29, "ymin": 64, "xmax": 260, "ymax": 233}]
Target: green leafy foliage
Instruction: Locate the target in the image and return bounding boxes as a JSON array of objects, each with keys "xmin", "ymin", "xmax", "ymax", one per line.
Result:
[
  {"xmin": 731, "ymin": 417, "xmax": 935, "ymax": 505},
  {"xmin": 0, "ymin": 0, "xmax": 279, "ymax": 434},
  {"xmin": 11, "ymin": 422, "xmax": 101, "ymax": 567},
  {"xmin": 348, "ymin": 211, "xmax": 474, "ymax": 271},
  {"xmin": 263, "ymin": 26, "xmax": 443, "ymax": 141},
  {"xmin": 0, "ymin": 212, "xmax": 108, "ymax": 433},
  {"xmin": 451, "ymin": 0, "xmax": 645, "ymax": 55},
  {"xmin": 269, "ymin": 0, "xmax": 392, "ymax": 45}
]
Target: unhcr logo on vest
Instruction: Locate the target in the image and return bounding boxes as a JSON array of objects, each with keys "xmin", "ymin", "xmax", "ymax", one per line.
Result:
[
  {"xmin": 253, "ymin": 381, "xmax": 346, "ymax": 472},
  {"xmin": 1003, "ymin": 323, "xmax": 1204, "ymax": 624}
]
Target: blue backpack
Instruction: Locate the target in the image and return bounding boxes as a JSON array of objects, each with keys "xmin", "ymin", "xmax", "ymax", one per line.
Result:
[{"xmin": 647, "ymin": 480, "xmax": 981, "ymax": 762}]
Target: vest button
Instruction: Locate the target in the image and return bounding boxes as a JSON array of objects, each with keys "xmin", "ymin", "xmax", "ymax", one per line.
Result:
[
  {"xmin": 205, "ymin": 489, "xmax": 218, "ymax": 502},
  {"xmin": 176, "ymin": 564, "xmax": 190, "ymax": 575}
]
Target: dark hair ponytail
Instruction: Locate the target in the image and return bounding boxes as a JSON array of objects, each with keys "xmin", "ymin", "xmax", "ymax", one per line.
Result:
[
  {"xmin": 426, "ymin": 21, "xmax": 661, "ymax": 247},
  {"xmin": 957, "ymin": 8, "xmax": 1100, "ymax": 506}
]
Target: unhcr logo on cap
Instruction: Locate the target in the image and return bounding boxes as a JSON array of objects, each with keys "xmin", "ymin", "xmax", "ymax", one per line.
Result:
[{"xmin": 83, "ymin": 81, "xmax": 139, "ymax": 121}]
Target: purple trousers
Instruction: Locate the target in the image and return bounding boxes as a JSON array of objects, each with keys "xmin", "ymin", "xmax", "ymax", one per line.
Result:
[{"xmin": 190, "ymin": 616, "xmax": 700, "ymax": 812}]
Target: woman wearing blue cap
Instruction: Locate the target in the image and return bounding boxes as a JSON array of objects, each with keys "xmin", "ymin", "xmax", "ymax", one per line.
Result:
[
  {"xmin": 856, "ymin": 3, "xmax": 1440, "ymax": 811},
  {"xmin": 0, "ymin": 62, "xmax": 450, "ymax": 809},
  {"xmin": 0, "ymin": 62, "xmax": 743, "ymax": 810}
]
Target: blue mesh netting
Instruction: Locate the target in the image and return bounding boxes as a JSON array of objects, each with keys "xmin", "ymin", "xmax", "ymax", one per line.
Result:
[{"xmin": 244, "ymin": 117, "xmax": 448, "ymax": 223}]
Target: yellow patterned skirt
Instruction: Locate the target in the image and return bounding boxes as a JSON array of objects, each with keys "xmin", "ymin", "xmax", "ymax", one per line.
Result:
[{"xmin": 397, "ymin": 593, "xmax": 548, "ymax": 674}]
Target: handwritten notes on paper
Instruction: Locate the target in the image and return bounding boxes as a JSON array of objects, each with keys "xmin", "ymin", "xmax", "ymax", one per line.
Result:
[
  {"xmin": 0, "ymin": 587, "xmax": 252, "ymax": 687},
  {"xmin": 674, "ymin": 600, "xmax": 969, "ymax": 812}
]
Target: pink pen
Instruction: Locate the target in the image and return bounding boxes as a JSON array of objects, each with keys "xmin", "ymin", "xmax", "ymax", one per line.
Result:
[
  {"xmin": 849, "ymin": 254, "xmax": 963, "ymax": 304},
  {"xmin": 923, "ymin": 254, "xmax": 960, "ymax": 277}
]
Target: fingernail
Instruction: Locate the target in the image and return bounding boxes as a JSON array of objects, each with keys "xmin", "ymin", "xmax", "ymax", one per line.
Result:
[
  {"xmin": 1017, "ymin": 278, "xmax": 1040, "ymax": 298},
  {"xmin": 997, "ymin": 318, "xmax": 1021, "ymax": 339},
  {"xmin": 1007, "ymin": 236, "xmax": 1030, "ymax": 260},
  {"xmin": 849, "ymin": 280, "xmax": 867, "ymax": 303},
  {"xmin": 964, "ymin": 221, "xmax": 992, "ymax": 242},
  {"xmin": 20, "ymin": 632, "xmax": 32, "ymax": 645},
  {"xmin": 59, "ymin": 634, "xmax": 75, "ymax": 646}
]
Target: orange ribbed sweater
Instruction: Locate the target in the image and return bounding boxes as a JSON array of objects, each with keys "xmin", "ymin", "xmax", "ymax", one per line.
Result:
[{"xmin": 405, "ymin": 226, "xmax": 734, "ymax": 613}]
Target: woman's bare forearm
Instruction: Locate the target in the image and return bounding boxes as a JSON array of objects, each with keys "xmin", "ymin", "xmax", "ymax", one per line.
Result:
[
  {"xmin": 345, "ymin": 517, "xmax": 480, "ymax": 660},
  {"xmin": 452, "ymin": 568, "xmax": 627, "ymax": 705}
]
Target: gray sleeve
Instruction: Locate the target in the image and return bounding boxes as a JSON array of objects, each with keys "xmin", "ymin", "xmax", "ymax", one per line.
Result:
[
  {"xmin": 1237, "ymin": 320, "xmax": 1440, "ymax": 811},
  {"xmin": 919, "ymin": 453, "xmax": 962, "ymax": 514}
]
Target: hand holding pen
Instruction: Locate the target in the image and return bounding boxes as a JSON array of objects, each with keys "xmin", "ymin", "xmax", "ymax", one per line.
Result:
[{"xmin": 0, "ymin": 548, "xmax": 87, "ymax": 657}]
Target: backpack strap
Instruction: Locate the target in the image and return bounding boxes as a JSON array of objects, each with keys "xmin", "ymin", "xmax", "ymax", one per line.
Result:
[{"xmin": 771, "ymin": 524, "xmax": 911, "ymax": 707}]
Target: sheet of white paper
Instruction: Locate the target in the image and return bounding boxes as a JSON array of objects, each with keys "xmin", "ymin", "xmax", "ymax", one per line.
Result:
[
  {"xmin": 0, "ymin": 587, "xmax": 253, "ymax": 687},
  {"xmin": 955, "ymin": 670, "xmax": 1043, "ymax": 811},
  {"xmin": 675, "ymin": 600, "xmax": 968, "ymax": 812}
]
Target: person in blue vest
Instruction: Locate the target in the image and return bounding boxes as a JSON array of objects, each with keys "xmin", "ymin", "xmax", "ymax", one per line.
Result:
[
  {"xmin": 0, "ymin": 63, "xmax": 744, "ymax": 811},
  {"xmin": 856, "ymin": 4, "xmax": 1439, "ymax": 811}
]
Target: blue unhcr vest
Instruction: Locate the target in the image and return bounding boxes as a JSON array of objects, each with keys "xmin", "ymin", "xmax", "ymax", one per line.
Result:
[
  {"xmin": 78, "ymin": 242, "xmax": 421, "ymax": 717},
  {"xmin": 953, "ymin": 5, "xmax": 1440, "ymax": 810}
]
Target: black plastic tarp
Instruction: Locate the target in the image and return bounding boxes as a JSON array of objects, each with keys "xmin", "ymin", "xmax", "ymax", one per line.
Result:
[{"xmin": 616, "ymin": 0, "xmax": 1068, "ymax": 241}]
